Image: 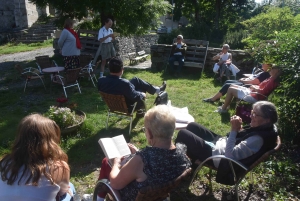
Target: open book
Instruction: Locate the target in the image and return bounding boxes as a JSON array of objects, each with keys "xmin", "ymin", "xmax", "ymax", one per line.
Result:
[{"xmin": 98, "ymin": 135, "xmax": 132, "ymax": 166}]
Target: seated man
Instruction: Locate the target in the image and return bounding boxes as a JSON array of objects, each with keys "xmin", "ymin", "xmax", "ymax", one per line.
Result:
[
  {"xmin": 203, "ymin": 63, "xmax": 272, "ymax": 103},
  {"xmin": 213, "ymin": 44, "xmax": 239, "ymax": 82},
  {"xmin": 168, "ymin": 35, "xmax": 187, "ymax": 77},
  {"xmin": 98, "ymin": 57, "xmax": 166, "ymax": 113}
]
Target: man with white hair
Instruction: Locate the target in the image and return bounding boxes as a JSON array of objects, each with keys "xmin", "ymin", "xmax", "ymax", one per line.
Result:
[{"xmin": 168, "ymin": 35, "xmax": 187, "ymax": 77}]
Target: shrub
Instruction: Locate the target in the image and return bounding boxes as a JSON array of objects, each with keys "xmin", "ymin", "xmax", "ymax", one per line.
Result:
[{"xmin": 44, "ymin": 106, "xmax": 80, "ymax": 129}]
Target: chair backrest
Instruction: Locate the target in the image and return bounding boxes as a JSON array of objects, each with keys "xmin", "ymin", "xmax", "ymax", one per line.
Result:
[
  {"xmin": 248, "ymin": 136, "xmax": 281, "ymax": 171},
  {"xmin": 65, "ymin": 68, "xmax": 81, "ymax": 84},
  {"xmin": 99, "ymin": 91, "xmax": 130, "ymax": 114},
  {"xmin": 35, "ymin": 55, "xmax": 52, "ymax": 69},
  {"xmin": 135, "ymin": 168, "xmax": 192, "ymax": 201},
  {"xmin": 172, "ymin": 38, "xmax": 209, "ymax": 66},
  {"xmin": 80, "ymin": 54, "xmax": 93, "ymax": 68}
]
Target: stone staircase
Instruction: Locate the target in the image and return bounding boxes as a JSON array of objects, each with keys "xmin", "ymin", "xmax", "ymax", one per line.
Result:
[{"xmin": 17, "ymin": 18, "xmax": 58, "ymax": 44}]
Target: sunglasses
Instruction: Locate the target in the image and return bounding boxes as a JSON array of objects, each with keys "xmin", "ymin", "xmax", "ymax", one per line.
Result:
[{"xmin": 177, "ymin": 38, "xmax": 182, "ymax": 40}]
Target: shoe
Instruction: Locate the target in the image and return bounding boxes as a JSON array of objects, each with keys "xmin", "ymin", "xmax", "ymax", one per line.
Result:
[
  {"xmin": 136, "ymin": 109, "xmax": 145, "ymax": 118},
  {"xmin": 217, "ymin": 105, "xmax": 230, "ymax": 110},
  {"xmin": 214, "ymin": 107, "xmax": 228, "ymax": 113},
  {"xmin": 203, "ymin": 98, "xmax": 214, "ymax": 103},
  {"xmin": 159, "ymin": 81, "xmax": 167, "ymax": 92}
]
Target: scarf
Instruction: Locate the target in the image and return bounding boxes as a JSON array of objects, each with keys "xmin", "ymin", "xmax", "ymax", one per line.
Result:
[{"xmin": 65, "ymin": 28, "xmax": 82, "ymax": 49}]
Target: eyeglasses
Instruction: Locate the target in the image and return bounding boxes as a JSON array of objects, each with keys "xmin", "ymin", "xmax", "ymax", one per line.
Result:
[
  {"xmin": 251, "ymin": 110, "xmax": 264, "ymax": 118},
  {"xmin": 177, "ymin": 38, "xmax": 182, "ymax": 40}
]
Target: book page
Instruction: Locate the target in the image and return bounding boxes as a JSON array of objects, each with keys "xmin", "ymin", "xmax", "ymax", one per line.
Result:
[
  {"xmin": 98, "ymin": 138, "xmax": 120, "ymax": 159},
  {"xmin": 112, "ymin": 135, "xmax": 131, "ymax": 157}
]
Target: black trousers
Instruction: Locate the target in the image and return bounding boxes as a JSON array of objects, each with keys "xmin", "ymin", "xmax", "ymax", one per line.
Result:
[{"xmin": 175, "ymin": 122, "xmax": 221, "ymax": 166}]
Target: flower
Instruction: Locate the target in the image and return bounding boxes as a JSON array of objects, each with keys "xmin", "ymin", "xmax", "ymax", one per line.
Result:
[{"xmin": 44, "ymin": 106, "xmax": 80, "ymax": 129}]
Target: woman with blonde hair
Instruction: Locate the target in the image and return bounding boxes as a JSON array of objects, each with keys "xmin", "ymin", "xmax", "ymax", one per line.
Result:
[{"xmin": 0, "ymin": 114, "xmax": 76, "ymax": 201}]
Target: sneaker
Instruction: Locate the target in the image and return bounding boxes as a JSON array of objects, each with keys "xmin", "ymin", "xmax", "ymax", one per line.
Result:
[
  {"xmin": 159, "ymin": 81, "xmax": 167, "ymax": 92},
  {"xmin": 214, "ymin": 107, "xmax": 228, "ymax": 113},
  {"xmin": 217, "ymin": 105, "xmax": 230, "ymax": 110}
]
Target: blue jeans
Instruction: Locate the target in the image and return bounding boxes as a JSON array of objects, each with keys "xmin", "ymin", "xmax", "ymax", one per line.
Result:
[
  {"xmin": 169, "ymin": 55, "xmax": 184, "ymax": 73},
  {"xmin": 219, "ymin": 80, "xmax": 243, "ymax": 95}
]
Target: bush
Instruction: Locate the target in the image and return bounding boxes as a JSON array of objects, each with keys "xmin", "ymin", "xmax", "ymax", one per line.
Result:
[{"xmin": 223, "ymin": 29, "xmax": 248, "ymax": 49}]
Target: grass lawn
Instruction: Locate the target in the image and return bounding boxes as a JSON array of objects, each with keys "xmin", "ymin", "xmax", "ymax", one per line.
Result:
[
  {"xmin": 0, "ymin": 58, "xmax": 298, "ymax": 200},
  {"xmin": 0, "ymin": 39, "xmax": 53, "ymax": 55}
]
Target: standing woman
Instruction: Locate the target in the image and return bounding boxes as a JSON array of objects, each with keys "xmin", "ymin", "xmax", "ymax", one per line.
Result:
[
  {"xmin": 0, "ymin": 114, "xmax": 76, "ymax": 201},
  {"xmin": 58, "ymin": 18, "xmax": 81, "ymax": 70}
]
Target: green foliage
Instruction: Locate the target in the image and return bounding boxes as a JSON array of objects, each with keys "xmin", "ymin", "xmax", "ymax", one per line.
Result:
[
  {"xmin": 223, "ymin": 29, "xmax": 248, "ymax": 49},
  {"xmin": 157, "ymin": 22, "xmax": 213, "ymax": 44},
  {"xmin": 30, "ymin": 0, "xmax": 171, "ymax": 36},
  {"xmin": 242, "ymin": 7, "xmax": 295, "ymax": 47}
]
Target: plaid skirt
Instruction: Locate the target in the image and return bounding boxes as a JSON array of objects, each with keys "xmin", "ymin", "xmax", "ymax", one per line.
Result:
[{"xmin": 63, "ymin": 55, "xmax": 80, "ymax": 70}]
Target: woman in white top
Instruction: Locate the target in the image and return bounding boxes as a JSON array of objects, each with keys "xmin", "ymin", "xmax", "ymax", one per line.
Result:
[
  {"xmin": 213, "ymin": 44, "xmax": 233, "ymax": 81},
  {"xmin": 0, "ymin": 114, "xmax": 76, "ymax": 201}
]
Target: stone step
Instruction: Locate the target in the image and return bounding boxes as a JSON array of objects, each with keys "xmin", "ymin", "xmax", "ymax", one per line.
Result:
[
  {"xmin": 17, "ymin": 39, "xmax": 45, "ymax": 44},
  {"xmin": 27, "ymin": 30, "xmax": 56, "ymax": 34},
  {"xmin": 20, "ymin": 36, "xmax": 50, "ymax": 40},
  {"xmin": 24, "ymin": 32, "xmax": 54, "ymax": 37}
]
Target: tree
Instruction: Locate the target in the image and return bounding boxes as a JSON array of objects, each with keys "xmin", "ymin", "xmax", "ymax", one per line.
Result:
[{"xmin": 29, "ymin": 0, "xmax": 171, "ymax": 35}]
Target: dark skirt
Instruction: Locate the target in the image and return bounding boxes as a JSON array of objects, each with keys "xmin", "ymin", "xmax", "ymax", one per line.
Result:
[{"xmin": 63, "ymin": 55, "xmax": 80, "ymax": 70}]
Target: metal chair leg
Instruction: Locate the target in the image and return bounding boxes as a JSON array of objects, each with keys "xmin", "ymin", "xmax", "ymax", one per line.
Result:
[
  {"xmin": 63, "ymin": 87, "xmax": 67, "ymax": 98},
  {"xmin": 77, "ymin": 83, "xmax": 82, "ymax": 94},
  {"xmin": 105, "ymin": 111, "xmax": 110, "ymax": 129},
  {"xmin": 129, "ymin": 117, "xmax": 133, "ymax": 134},
  {"xmin": 24, "ymin": 80, "xmax": 28, "ymax": 92}
]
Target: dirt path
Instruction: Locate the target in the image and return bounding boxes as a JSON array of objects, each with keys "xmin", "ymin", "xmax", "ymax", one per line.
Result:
[{"xmin": 0, "ymin": 47, "xmax": 54, "ymax": 71}]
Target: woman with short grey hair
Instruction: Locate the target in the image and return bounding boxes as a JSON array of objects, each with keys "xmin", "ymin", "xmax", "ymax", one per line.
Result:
[{"xmin": 176, "ymin": 101, "xmax": 278, "ymax": 183}]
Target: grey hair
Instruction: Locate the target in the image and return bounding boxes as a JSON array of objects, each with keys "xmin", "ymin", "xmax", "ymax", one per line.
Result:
[
  {"xmin": 144, "ymin": 105, "xmax": 175, "ymax": 140},
  {"xmin": 177, "ymin": 35, "xmax": 183, "ymax": 39},
  {"xmin": 223, "ymin": 44, "xmax": 230, "ymax": 49},
  {"xmin": 253, "ymin": 101, "xmax": 278, "ymax": 124}
]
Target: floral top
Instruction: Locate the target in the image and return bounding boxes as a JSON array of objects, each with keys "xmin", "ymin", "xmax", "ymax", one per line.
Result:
[{"xmin": 119, "ymin": 145, "xmax": 191, "ymax": 201}]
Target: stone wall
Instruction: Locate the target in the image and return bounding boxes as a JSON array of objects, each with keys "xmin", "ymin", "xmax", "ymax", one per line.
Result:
[
  {"xmin": 0, "ymin": 0, "xmax": 15, "ymax": 30},
  {"xmin": 115, "ymin": 34, "xmax": 158, "ymax": 60}
]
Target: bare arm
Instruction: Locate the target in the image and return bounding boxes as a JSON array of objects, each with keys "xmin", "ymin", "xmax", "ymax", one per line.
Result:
[
  {"xmin": 99, "ymin": 34, "xmax": 114, "ymax": 43},
  {"xmin": 239, "ymin": 78, "xmax": 260, "ymax": 85},
  {"xmin": 109, "ymin": 155, "xmax": 145, "ymax": 190},
  {"xmin": 50, "ymin": 161, "xmax": 71, "ymax": 196}
]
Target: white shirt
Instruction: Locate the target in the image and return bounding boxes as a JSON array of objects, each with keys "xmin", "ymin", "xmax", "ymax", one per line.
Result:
[
  {"xmin": 98, "ymin": 26, "xmax": 113, "ymax": 43},
  {"xmin": 174, "ymin": 44, "xmax": 182, "ymax": 55}
]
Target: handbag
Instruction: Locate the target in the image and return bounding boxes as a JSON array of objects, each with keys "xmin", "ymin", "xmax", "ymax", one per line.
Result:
[{"xmin": 154, "ymin": 91, "xmax": 168, "ymax": 105}]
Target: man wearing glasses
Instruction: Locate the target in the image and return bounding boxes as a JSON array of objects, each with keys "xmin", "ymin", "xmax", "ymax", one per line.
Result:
[{"xmin": 168, "ymin": 35, "xmax": 187, "ymax": 77}]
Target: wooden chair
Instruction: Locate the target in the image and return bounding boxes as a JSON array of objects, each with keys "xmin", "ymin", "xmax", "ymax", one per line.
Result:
[
  {"xmin": 15, "ymin": 64, "xmax": 46, "ymax": 92},
  {"xmin": 189, "ymin": 136, "xmax": 281, "ymax": 201},
  {"xmin": 92, "ymin": 168, "xmax": 192, "ymax": 201},
  {"xmin": 35, "ymin": 55, "xmax": 58, "ymax": 73},
  {"xmin": 52, "ymin": 68, "xmax": 81, "ymax": 98},
  {"xmin": 79, "ymin": 54, "xmax": 97, "ymax": 87},
  {"xmin": 99, "ymin": 91, "xmax": 138, "ymax": 134}
]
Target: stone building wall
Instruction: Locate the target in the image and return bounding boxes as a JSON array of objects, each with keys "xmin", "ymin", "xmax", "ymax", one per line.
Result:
[{"xmin": 0, "ymin": 0, "xmax": 15, "ymax": 30}]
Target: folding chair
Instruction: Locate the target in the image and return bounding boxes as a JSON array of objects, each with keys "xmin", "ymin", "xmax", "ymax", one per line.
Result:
[
  {"xmin": 52, "ymin": 68, "xmax": 82, "ymax": 98},
  {"xmin": 99, "ymin": 91, "xmax": 138, "ymax": 134},
  {"xmin": 92, "ymin": 168, "xmax": 192, "ymax": 201},
  {"xmin": 79, "ymin": 54, "xmax": 97, "ymax": 87},
  {"xmin": 15, "ymin": 64, "xmax": 46, "ymax": 92},
  {"xmin": 189, "ymin": 136, "xmax": 281, "ymax": 201}
]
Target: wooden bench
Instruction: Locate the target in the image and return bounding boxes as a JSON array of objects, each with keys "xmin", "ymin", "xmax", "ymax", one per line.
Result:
[
  {"xmin": 172, "ymin": 39, "xmax": 209, "ymax": 75},
  {"xmin": 78, "ymin": 29, "xmax": 99, "ymax": 56},
  {"xmin": 128, "ymin": 50, "xmax": 149, "ymax": 64}
]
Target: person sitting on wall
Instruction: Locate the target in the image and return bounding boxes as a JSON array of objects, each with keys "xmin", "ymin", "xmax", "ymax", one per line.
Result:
[
  {"xmin": 98, "ymin": 57, "xmax": 167, "ymax": 113},
  {"xmin": 168, "ymin": 35, "xmax": 187, "ymax": 77},
  {"xmin": 203, "ymin": 63, "xmax": 272, "ymax": 103},
  {"xmin": 213, "ymin": 44, "xmax": 239, "ymax": 82}
]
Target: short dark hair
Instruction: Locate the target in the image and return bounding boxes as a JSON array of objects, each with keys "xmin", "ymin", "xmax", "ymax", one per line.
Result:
[
  {"xmin": 109, "ymin": 57, "xmax": 123, "ymax": 73},
  {"xmin": 105, "ymin": 18, "xmax": 112, "ymax": 23}
]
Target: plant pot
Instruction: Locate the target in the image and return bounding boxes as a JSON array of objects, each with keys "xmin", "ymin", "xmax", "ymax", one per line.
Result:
[{"xmin": 60, "ymin": 109, "xmax": 86, "ymax": 136}]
